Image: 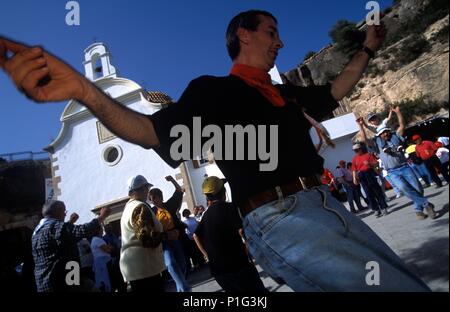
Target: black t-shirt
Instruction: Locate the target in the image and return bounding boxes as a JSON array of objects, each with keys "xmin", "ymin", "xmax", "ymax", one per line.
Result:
[
  {"xmin": 194, "ymin": 201, "xmax": 249, "ymax": 275},
  {"xmin": 148, "ymin": 75, "xmax": 338, "ymax": 205}
]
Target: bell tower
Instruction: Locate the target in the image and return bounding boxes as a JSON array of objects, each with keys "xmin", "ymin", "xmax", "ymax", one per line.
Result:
[{"xmin": 83, "ymin": 43, "xmax": 117, "ymax": 81}]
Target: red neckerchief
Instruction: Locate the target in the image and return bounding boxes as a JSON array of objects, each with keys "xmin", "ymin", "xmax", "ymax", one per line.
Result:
[{"xmin": 230, "ymin": 63, "xmax": 285, "ymax": 107}]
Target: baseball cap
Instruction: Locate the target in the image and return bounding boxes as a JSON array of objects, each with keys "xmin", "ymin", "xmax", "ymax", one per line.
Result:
[
  {"xmin": 202, "ymin": 176, "xmax": 227, "ymax": 195},
  {"xmin": 127, "ymin": 175, "xmax": 153, "ymax": 193},
  {"xmin": 376, "ymin": 127, "xmax": 392, "ymax": 136},
  {"xmin": 412, "ymin": 134, "xmax": 421, "ymax": 141},
  {"xmin": 352, "ymin": 143, "xmax": 362, "ymax": 150},
  {"xmin": 367, "ymin": 113, "xmax": 378, "ymax": 121}
]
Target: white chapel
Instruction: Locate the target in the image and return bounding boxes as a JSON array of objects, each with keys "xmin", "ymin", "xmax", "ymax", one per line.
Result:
[{"xmin": 45, "ymin": 43, "xmax": 227, "ymax": 230}]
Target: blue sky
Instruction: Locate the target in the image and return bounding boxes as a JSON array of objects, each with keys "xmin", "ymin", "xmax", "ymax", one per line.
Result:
[{"xmin": 0, "ymin": 0, "xmax": 392, "ymax": 155}]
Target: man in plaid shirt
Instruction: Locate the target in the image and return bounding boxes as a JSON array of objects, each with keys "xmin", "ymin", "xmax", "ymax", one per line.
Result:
[{"xmin": 32, "ymin": 200, "xmax": 110, "ymax": 292}]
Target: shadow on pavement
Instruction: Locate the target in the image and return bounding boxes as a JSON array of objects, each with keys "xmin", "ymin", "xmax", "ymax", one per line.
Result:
[
  {"xmin": 387, "ymin": 202, "xmax": 413, "ymax": 214},
  {"xmin": 401, "ymin": 236, "xmax": 449, "ymax": 291},
  {"xmin": 425, "ymin": 190, "xmax": 445, "ymax": 199},
  {"xmin": 358, "ymin": 210, "xmax": 374, "ymax": 219},
  {"xmin": 436, "ymin": 203, "xmax": 449, "ymax": 218},
  {"xmin": 388, "ymin": 200, "xmax": 447, "ymax": 216}
]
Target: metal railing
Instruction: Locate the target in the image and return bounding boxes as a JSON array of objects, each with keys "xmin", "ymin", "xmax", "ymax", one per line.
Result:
[{"xmin": 0, "ymin": 151, "xmax": 49, "ymax": 162}]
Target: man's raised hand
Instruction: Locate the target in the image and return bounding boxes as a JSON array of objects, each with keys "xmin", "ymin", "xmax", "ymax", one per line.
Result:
[
  {"xmin": 364, "ymin": 22, "xmax": 387, "ymax": 52},
  {"xmin": 0, "ymin": 38, "xmax": 87, "ymax": 103}
]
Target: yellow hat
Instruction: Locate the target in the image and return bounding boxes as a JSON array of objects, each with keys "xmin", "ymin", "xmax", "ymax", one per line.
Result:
[
  {"xmin": 202, "ymin": 176, "xmax": 226, "ymax": 195},
  {"xmin": 405, "ymin": 145, "xmax": 416, "ymax": 154}
]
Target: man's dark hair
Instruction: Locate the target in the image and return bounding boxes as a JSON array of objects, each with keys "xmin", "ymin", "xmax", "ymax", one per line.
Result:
[
  {"xmin": 205, "ymin": 186, "xmax": 226, "ymax": 202},
  {"xmin": 42, "ymin": 200, "xmax": 64, "ymax": 217},
  {"xmin": 149, "ymin": 188, "xmax": 163, "ymax": 199},
  {"xmin": 226, "ymin": 10, "xmax": 277, "ymax": 60},
  {"xmin": 182, "ymin": 209, "xmax": 190, "ymax": 218}
]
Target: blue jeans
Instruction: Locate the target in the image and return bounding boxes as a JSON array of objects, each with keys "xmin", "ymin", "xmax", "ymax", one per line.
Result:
[
  {"xmin": 387, "ymin": 165, "xmax": 428, "ymax": 213},
  {"xmin": 162, "ymin": 240, "xmax": 191, "ymax": 292},
  {"xmin": 409, "ymin": 163, "xmax": 432, "ymax": 185},
  {"xmin": 342, "ymin": 182, "xmax": 365, "ymax": 211},
  {"xmin": 243, "ymin": 186, "xmax": 430, "ymax": 291},
  {"xmin": 383, "ymin": 174, "xmax": 402, "ymax": 197}
]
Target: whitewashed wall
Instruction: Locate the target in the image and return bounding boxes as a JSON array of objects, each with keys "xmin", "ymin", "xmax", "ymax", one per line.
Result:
[
  {"xmin": 184, "ymin": 160, "xmax": 231, "ymax": 209},
  {"xmin": 309, "ymin": 113, "xmax": 359, "ymax": 174},
  {"xmin": 53, "ymin": 91, "xmax": 180, "ymax": 223}
]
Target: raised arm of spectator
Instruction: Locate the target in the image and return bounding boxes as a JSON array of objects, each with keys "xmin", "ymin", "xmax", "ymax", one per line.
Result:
[
  {"xmin": 356, "ymin": 117, "xmax": 372, "ymax": 147},
  {"xmin": 385, "ymin": 108, "xmax": 394, "ymax": 124},
  {"xmin": 392, "ymin": 106, "xmax": 405, "ymax": 136},
  {"xmin": 330, "ymin": 24, "xmax": 386, "ymax": 101},
  {"xmin": 0, "ymin": 38, "xmax": 159, "ymax": 149},
  {"xmin": 165, "ymin": 175, "xmax": 184, "ymax": 193},
  {"xmin": 361, "ymin": 118, "xmax": 376, "ymax": 133},
  {"xmin": 66, "ymin": 207, "xmax": 110, "ymax": 239},
  {"xmin": 164, "ymin": 176, "xmax": 185, "ymax": 215}
]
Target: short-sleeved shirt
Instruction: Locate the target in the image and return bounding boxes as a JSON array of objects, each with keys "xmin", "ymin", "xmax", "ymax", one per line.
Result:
[
  {"xmin": 335, "ymin": 167, "xmax": 353, "ymax": 182},
  {"xmin": 182, "ymin": 217, "xmax": 198, "ymax": 240},
  {"xmin": 151, "ymin": 190, "xmax": 186, "ymax": 233},
  {"xmin": 154, "ymin": 208, "xmax": 175, "ymax": 231},
  {"xmin": 321, "ymin": 168, "xmax": 335, "ymax": 190},
  {"xmin": 148, "ymin": 75, "xmax": 338, "ymax": 206},
  {"xmin": 375, "ymin": 133, "xmax": 407, "ymax": 170},
  {"xmin": 91, "ymin": 236, "xmax": 112, "ymax": 261},
  {"xmin": 195, "ymin": 201, "xmax": 250, "ymax": 275},
  {"xmin": 415, "ymin": 141, "xmax": 438, "ymax": 160},
  {"xmin": 352, "ymin": 153, "xmax": 378, "ymax": 172}
]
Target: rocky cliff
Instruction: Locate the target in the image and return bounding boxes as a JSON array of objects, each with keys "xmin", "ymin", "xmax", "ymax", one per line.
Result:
[{"xmin": 283, "ymin": 0, "xmax": 449, "ymax": 123}]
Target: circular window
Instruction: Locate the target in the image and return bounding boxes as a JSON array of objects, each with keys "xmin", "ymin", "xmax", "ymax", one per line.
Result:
[{"xmin": 102, "ymin": 145, "xmax": 123, "ymax": 166}]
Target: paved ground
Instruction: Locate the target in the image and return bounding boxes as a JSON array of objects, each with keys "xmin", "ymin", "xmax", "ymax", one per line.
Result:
[
  {"xmin": 358, "ymin": 183, "xmax": 449, "ymax": 292},
  {"xmin": 166, "ymin": 183, "xmax": 449, "ymax": 292}
]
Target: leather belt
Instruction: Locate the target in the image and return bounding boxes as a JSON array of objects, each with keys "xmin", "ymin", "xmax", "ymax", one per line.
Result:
[{"xmin": 239, "ymin": 175, "xmax": 322, "ymax": 216}]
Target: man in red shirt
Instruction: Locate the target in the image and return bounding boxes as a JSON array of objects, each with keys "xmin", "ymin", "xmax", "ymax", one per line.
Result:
[
  {"xmin": 413, "ymin": 135, "xmax": 448, "ymax": 186},
  {"xmin": 352, "ymin": 143, "xmax": 388, "ymax": 217},
  {"xmin": 321, "ymin": 168, "xmax": 343, "ymax": 201}
]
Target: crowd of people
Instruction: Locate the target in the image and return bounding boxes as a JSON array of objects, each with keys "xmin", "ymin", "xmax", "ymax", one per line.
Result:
[
  {"xmin": 30, "ymin": 173, "xmax": 264, "ymax": 292},
  {"xmin": 2, "ymin": 9, "xmax": 444, "ymax": 292},
  {"xmin": 321, "ymin": 107, "xmax": 448, "ymax": 220}
]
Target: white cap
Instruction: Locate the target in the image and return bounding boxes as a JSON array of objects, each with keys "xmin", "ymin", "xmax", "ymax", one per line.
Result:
[
  {"xmin": 376, "ymin": 127, "xmax": 392, "ymax": 136},
  {"xmin": 127, "ymin": 175, "xmax": 153, "ymax": 193}
]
